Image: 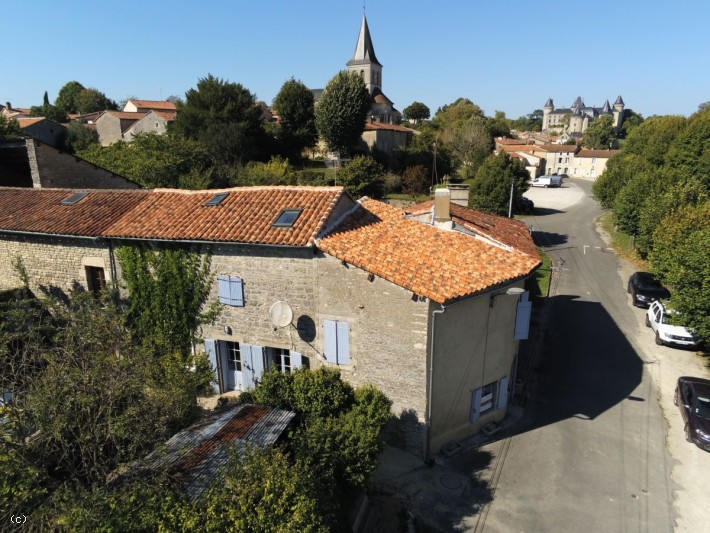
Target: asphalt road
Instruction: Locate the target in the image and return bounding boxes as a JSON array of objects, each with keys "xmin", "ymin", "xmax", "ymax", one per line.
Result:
[{"xmin": 479, "ymin": 179, "xmax": 675, "ymax": 532}]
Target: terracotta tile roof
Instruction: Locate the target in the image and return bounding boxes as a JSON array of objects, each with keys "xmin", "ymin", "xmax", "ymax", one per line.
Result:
[
  {"xmin": 364, "ymin": 122, "xmax": 414, "ymax": 133},
  {"xmin": 536, "ymin": 144, "xmax": 579, "ymax": 153},
  {"xmin": 153, "ymin": 110, "xmax": 177, "ymax": 121},
  {"xmin": 101, "ymin": 111, "xmax": 148, "ymax": 121},
  {"xmin": 576, "ymin": 149, "xmax": 621, "ymax": 158},
  {"xmin": 127, "ymin": 99, "xmax": 177, "ymax": 111},
  {"xmin": 0, "ymin": 186, "xmax": 348, "ymax": 247},
  {"xmin": 405, "ymin": 201, "xmax": 540, "ymax": 259},
  {"xmin": 318, "ymin": 199, "xmax": 540, "ymax": 304},
  {"xmin": 499, "ymin": 144, "xmax": 539, "ymax": 153},
  {"xmin": 496, "ymin": 137, "xmax": 528, "ymax": 145},
  {"xmin": 17, "ymin": 117, "xmax": 45, "ymax": 128}
]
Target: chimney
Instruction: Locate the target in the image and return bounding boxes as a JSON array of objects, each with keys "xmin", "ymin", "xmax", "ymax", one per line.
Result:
[
  {"xmin": 433, "ymin": 188, "xmax": 453, "ymax": 230},
  {"xmin": 5, "ymin": 101, "xmax": 11, "ymax": 110}
]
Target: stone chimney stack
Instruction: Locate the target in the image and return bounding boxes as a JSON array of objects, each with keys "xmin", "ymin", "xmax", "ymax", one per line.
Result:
[{"xmin": 433, "ymin": 188, "xmax": 453, "ymax": 230}]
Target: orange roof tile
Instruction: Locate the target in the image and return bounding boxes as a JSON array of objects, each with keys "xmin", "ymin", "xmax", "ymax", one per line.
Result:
[
  {"xmin": 576, "ymin": 149, "xmax": 621, "ymax": 158},
  {"xmin": 536, "ymin": 144, "xmax": 579, "ymax": 153},
  {"xmin": 405, "ymin": 201, "xmax": 540, "ymax": 259},
  {"xmin": 318, "ymin": 199, "xmax": 540, "ymax": 304},
  {"xmin": 127, "ymin": 99, "xmax": 177, "ymax": 111},
  {"xmin": 364, "ymin": 122, "xmax": 413, "ymax": 133},
  {"xmin": 0, "ymin": 187, "xmax": 348, "ymax": 247},
  {"xmin": 153, "ymin": 110, "xmax": 177, "ymax": 121},
  {"xmin": 17, "ymin": 117, "xmax": 45, "ymax": 128},
  {"xmin": 101, "ymin": 111, "xmax": 148, "ymax": 121}
]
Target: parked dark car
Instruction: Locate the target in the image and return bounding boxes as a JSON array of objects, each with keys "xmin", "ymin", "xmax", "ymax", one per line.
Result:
[
  {"xmin": 627, "ymin": 272, "xmax": 669, "ymax": 307},
  {"xmin": 675, "ymin": 377, "xmax": 710, "ymax": 451},
  {"xmin": 517, "ymin": 196, "xmax": 534, "ymax": 214}
]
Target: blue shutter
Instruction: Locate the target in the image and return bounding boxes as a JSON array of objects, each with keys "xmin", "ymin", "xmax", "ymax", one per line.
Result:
[
  {"xmin": 204, "ymin": 339, "xmax": 220, "ymax": 393},
  {"xmin": 323, "ymin": 320, "xmax": 337, "ymax": 363},
  {"xmin": 290, "ymin": 351, "xmax": 302, "ymax": 370},
  {"xmin": 242, "ymin": 344, "xmax": 255, "ymax": 390},
  {"xmin": 497, "ymin": 377, "xmax": 509, "ymax": 410},
  {"xmin": 230, "ymin": 277, "xmax": 244, "ymax": 307},
  {"xmin": 336, "ymin": 321, "xmax": 350, "ymax": 365},
  {"xmin": 514, "ymin": 301, "xmax": 533, "ymax": 340},
  {"xmin": 250, "ymin": 345, "xmax": 264, "ymax": 383},
  {"xmin": 470, "ymin": 387, "xmax": 483, "ymax": 422},
  {"xmin": 218, "ymin": 275, "xmax": 230, "ymax": 305}
]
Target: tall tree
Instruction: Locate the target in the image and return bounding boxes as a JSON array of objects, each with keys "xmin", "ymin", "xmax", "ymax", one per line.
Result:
[
  {"xmin": 173, "ymin": 74, "xmax": 264, "ymax": 165},
  {"xmin": 592, "ymin": 153, "xmax": 655, "ymax": 209},
  {"xmin": 582, "ymin": 115, "xmax": 615, "ymax": 149},
  {"xmin": 468, "ymin": 152, "xmax": 529, "ymax": 215},
  {"xmin": 402, "ymin": 101, "xmax": 430, "ymax": 124},
  {"xmin": 29, "ymin": 90, "xmax": 68, "ymax": 123},
  {"xmin": 0, "ymin": 115, "xmax": 21, "ymax": 141},
  {"xmin": 487, "ymin": 110, "xmax": 511, "ymax": 138},
  {"xmin": 440, "ymin": 115, "xmax": 493, "ymax": 180},
  {"xmin": 272, "ymin": 78, "xmax": 317, "ymax": 160},
  {"xmin": 433, "ymin": 98, "xmax": 485, "ymax": 131},
  {"xmin": 75, "ymin": 88, "xmax": 118, "ymax": 114},
  {"xmin": 54, "ymin": 81, "xmax": 85, "ymax": 114},
  {"xmin": 623, "ymin": 115, "xmax": 686, "ymax": 166},
  {"xmin": 337, "ymin": 155, "xmax": 385, "ymax": 198},
  {"xmin": 314, "ymin": 70, "xmax": 371, "ymax": 155}
]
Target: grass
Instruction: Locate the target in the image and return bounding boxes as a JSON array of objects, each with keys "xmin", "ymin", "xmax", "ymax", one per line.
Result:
[
  {"xmin": 598, "ymin": 212, "xmax": 646, "ymax": 264},
  {"xmin": 526, "ymin": 248, "xmax": 552, "ymax": 302}
]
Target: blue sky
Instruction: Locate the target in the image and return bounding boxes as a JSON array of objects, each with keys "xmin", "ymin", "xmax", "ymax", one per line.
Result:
[{"xmin": 3, "ymin": 0, "xmax": 709, "ymax": 119}]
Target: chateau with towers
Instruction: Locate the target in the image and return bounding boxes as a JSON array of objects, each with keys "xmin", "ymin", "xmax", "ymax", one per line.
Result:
[{"xmin": 542, "ymin": 96, "xmax": 625, "ymax": 135}]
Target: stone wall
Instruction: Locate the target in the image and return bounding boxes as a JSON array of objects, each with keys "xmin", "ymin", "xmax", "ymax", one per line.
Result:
[
  {"xmin": 0, "ymin": 233, "xmax": 112, "ymax": 295},
  {"xmin": 95, "ymin": 115, "xmax": 124, "ymax": 146},
  {"xmin": 28, "ymin": 140, "xmax": 139, "ymax": 189}
]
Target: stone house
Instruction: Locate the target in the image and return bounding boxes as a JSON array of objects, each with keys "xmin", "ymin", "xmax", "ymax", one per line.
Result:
[
  {"xmin": 16, "ymin": 117, "xmax": 64, "ymax": 147},
  {"xmin": 570, "ymin": 149, "xmax": 621, "ymax": 179},
  {"xmin": 124, "ymin": 110, "xmax": 176, "ymax": 141},
  {"xmin": 0, "ymin": 185, "xmax": 539, "ymax": 458},
  {"xmin": 122, "ymin": 99, "xmax": 177, "ymax": 114},
  {"xmin": 360, "ymin": 121, "xmax": 414, "ymax": 165},
  {"xmin": 95, "ymin": 110, "xmax": 147, "ymax": 146}
]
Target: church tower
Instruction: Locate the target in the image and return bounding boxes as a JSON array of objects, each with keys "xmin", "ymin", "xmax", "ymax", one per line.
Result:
[{"xmin": 346, "ymin": 15, "xmax": 382, "ymax": 95}]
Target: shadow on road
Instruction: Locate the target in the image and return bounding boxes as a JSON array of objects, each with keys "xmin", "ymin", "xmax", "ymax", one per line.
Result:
[
  {"xmin": 532, "ymin": 230, "xmax": 568, "ymax": 247},
  {"xmin": 518, "ymin": 295, "xmax": 644, "ymax": 432},
  {"xmin": 531, "ymin": 207, "xmax": 564, "ymax": 217}
]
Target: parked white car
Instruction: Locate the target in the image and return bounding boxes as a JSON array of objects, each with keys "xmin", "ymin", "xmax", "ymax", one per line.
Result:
[
  {"xmin": 530, "ymin": 175, "xmax": 562, "ymax": 188},
  {"xmin": 645, "ymin": 300, "xmax": 700, "ymax": 348}
]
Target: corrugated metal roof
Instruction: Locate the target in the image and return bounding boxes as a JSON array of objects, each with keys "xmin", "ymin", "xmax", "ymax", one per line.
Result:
[{"xmin": 141, "ymin": 404, "xmax": 295, "ymax": 499}]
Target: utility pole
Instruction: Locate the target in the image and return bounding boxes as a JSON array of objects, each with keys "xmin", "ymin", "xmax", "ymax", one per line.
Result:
[{"xmin": 508, "ymin": 174, "xmax": 515, "ymax": 218}]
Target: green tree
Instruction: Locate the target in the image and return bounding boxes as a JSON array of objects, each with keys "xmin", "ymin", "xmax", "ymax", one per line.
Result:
[
  {"xmin": 75, "ymin": 87, "xmax": 118, "ymax": 114},
  {"xmin": 665, "ymin": 106, "xmax": 710, "ymax": 187},
  {"xmin": 468, "ymin": 152, "xmax": 529, "ymax": 215},
  {"xmin": 649, "ymin": 201, "xmax": 710, "ymax": 343},
  {"xmin": 78, "ymin": 132, "xmax": 216, "ymax": 189},
  {"xmin": 272, "ymin": 78, "xmax": 317, "ymax": 160},
  {"xmin": 235, "ymin": 156, "xmax": 296, "ymax": 186},
  {"xmin": 54, "ymin": 81, "xmax": 85, "ymax": 114},
  {"xmin": 582, "ymin": 115, "xmax": 616, "ymax": 149},
  {"xmin": 510, "ymin": 109, "xmax": 543, "ymax": 131},
  {"xmin": 337, "ymin": 155, "xmax": 385, "ymax": 198},
  {"xmin": 314, "ymin": 70, "xmax": 371, "ymax": 155},
  {"xmin": 63, "ymin": 120, "xmax": 99, "ymax": 153},
  {"xmin": 432, "ymin": 98, "xmax": 485, "ymax": 131},
  {"xmin": 619, "ymin": 109, "xmax": 644, "ymax": 138},
  {"xmin": 402, "ymin": 165, "xmax": 429, "ymax": 196},
  {"xmin": 487, "ymin": 110, "xmax": 511, "ymax": 138},
  {"xmin": 402, "ymin": 101, "xmax": 430, "ymax": 124},
  {"xmin": 592, "ymin": 153, "xmax": 655, "ymax": 209},
  {"xmin": 394, "ymin": 123, "xmax": 454, "ymax": 179},
  {"xmin": 612, "ymin": 170, "xmax": 658, "ymax": 236},
  {"xmin": 441, "ymin": 115, "xmax": 494, "ymax": 180},
  {"xmin": 623, "ymin": 115, "xmax": 686, "ymax": 166},
  {"xmin": 116, "ymin": 245, "xmax": 220, "ymax": 360},
  {"xmin": 29, "ymin": 91, "xmax": 68, "ymax": 123},
  {"xmin": 0, "ymin": 114, "xmax": 21, "ymax": 141},
  {"xmin": 173, "ymin": 74, "xmax": 265, "ymax": 165}
]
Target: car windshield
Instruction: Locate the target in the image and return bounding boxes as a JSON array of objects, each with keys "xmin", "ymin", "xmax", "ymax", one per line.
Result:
[{"xmin": 695, "ymin": 396, "xmax": 710, "ymax": 418}]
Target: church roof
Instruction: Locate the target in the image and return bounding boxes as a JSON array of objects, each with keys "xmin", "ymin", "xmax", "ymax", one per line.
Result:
[{"xmin": 346, "ymin": 15, "xmax": 381, "ymax": 67}]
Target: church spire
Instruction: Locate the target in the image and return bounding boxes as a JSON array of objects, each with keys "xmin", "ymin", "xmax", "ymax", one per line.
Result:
[{"xmin": 348, "ymin": 15, "xmax": 381, "ymax": 67}]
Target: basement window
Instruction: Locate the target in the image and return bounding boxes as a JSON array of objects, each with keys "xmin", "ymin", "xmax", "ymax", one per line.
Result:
[
  {"xmin": 60, "ymin": 191, "xmax": 89, "ymax": 205},
  {"xmin": 272, "ymin": 209, "xmax": 301, "ymax": 228},
  {"xmin": 205, "ymin": 193, "xmax": 228, "ymax": 206}
]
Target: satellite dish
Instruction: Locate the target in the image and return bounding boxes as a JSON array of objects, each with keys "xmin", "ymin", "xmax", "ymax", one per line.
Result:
[{"xmin": 270, "ymin": 301, "xmax": 293, "ymax": 329}]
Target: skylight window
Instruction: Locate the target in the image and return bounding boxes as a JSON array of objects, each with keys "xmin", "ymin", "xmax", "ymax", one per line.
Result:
[
  {"xmin": 272, "ymin": 209, "xmax": 302, "ymax": 228},
  {"xmin": 60, "ymin": 191, "xmax": 89, "ymax": 205},
  {"xmin": 205, "ymin": 193, "xmax": 229, "ymax": 207}
]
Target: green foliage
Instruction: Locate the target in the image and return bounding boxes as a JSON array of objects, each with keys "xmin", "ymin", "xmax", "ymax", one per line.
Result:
[
  {"xmin": 468, "ymin": 152, "xmax": 529, "ymax": 215},
  {"xmin": 619, "ymin": 109, "xmax": 645, "ymax": 138},
  {"xmin": 402, "ymin": 164, "xmax": 429, "ymax": 196},
  {"xmin": 510, "ymin": 109, "xmax": 543, "ymax": 132},
  {"xmin": 394, "ymin": 124, "xmax": 454, "ymax": 178},
  {"xmin": 624, "ymin": 115, "xmax": 686, "ymax": 166},
  {"xmin": 433, "ymin": 98, "xmax": 485, "ymax": 131},
  {"xmin": 441, "ymin": 115, "xmax": 494, "ymax": 179},
  {"xmin": 337, "ymin": 155, "xmax": 386, "ymax": 198},
  {"xmin": 117, "ymin": 245, "xmax": 220, "ymax": 359},
  {"xmin": 612, "ymin": 170, "xmax": 658, "ymax": 236},
  {"xmin": 75, "ymin": 87, "xmax": 118, "ymax": 114},
  {"xmin": 582, "ymin": 115, "xmax": 616, "ymax": 149},
  {"xmin": 403, "ymin": 101, "xmax": 430, "ymax": 123},
  {"xmin": 173, "ymin": 74, "xmax": 264, "ymax": 165},
  {"xmin": 273, "ymin": 78, "xmax": 317, "ymax": 160},
  {"xmin": 78, "ymin": 132, "xmax": 216, "ymax": 189},
  {"xmin": 54, "ymin": 81, "xmax": 86, "ymax": 114},
  {"xmin": 487, "ymin": 110, "xmax": 511, "ymax": 138},
  {"xmin": 649, "ymin": 201, "xmax": 710, "ymax": 343},
  {"xmin": 235, "ymin": 156, "xmax": 297, "ymax": 186},
  {"xmin": 29, "ymin": 91, "xmax": 68, "ymax": 123},
  {"xmin": 665, "ymin": 106, "xmax": 710, "ymax": 187},
  {"xmin": 314, "ymin": 70, "xmax": 371, "ymax": 155},
  {"xmin": 0, "ymin": 114, "xmax": 21, "ymax": 141},
  {"xmin": 592, "ymin": 153, "xmax": 654, "ymax": 209},
  {"xmin": 63, "ymin": 120, "xmax": 99, "ymax": 153}
]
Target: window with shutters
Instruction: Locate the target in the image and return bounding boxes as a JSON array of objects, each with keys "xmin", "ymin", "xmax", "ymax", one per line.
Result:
[
  {"xmin": 470, "ymin": 377, "xmax": 510, "ymax": 423},
  {"xmin": 273, "ymin": 348, "xmax": 291, "ymax": 373},
  {"xmin": 267, "ymin": 347, "xmax": 305, "ymax": 373},
  {"xmin": 226, "ymin": 341, "xmax": 242, "ymax": 371},
  {"xmin": 322, "ymin": 319, "xmax": 350, "ymax": 366},
  {"xmin": 218, "ymin": 275, "xmax": 244, "ymax": 307}
]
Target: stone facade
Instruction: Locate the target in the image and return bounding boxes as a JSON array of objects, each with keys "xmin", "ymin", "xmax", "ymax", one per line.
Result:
[{"xmin": 124, "ymin": 111, "xmax": 173, "ymax": 141}]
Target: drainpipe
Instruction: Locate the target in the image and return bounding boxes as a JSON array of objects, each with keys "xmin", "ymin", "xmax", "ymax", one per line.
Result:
[{"xmin": 425, "ymin": 305, "xmax": 446, "ymax": 460}]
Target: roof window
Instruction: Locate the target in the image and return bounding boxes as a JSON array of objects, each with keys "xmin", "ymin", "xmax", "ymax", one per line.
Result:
[
  {"xmin": 205, "ymin": 193, "xmax": 229, "ymax": 207},
  {"xmin": 272, "ymin": 209, "xmax": 302, "ymax": 228},
  {"xmin": 60, "ymin": 191, "xmax": 89, "ymax": 205}
]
